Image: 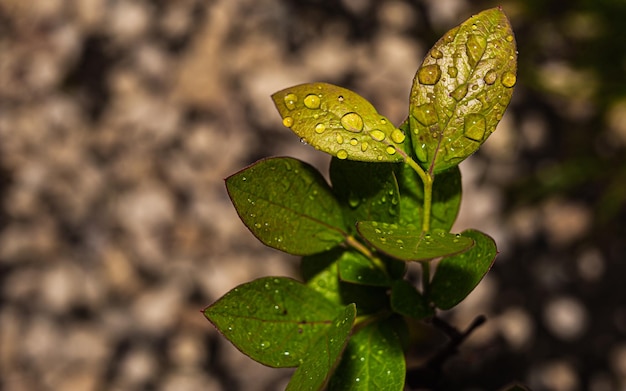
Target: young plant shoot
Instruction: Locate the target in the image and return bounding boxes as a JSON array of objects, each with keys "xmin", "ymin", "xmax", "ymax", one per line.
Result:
[{"xmin": 205, "ymin": 8, "xmax": 517, "ymax": 390}]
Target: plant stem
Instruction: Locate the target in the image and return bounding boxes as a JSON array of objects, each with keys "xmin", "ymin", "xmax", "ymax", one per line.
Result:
[
  {"xmin": 345, "ymin": 235, "xmax": 388, "ymax": 274},
  {"xmin": 404, "ymin": 156, "xmax": 434, "ymax": 232}
]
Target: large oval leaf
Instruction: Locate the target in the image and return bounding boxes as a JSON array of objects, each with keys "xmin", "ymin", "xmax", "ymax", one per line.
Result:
[
  {"xmin": 409, "ymin": 7, "xmax": 517, "ymax": 173},
  {"xmin": 226, "ymin": 157, "xmax": 347, "ymax": 255},
  {"xmin": 272, "ymin": 82, "xmax": 407, "ymax": 162},
  {"xmin": 204, "ymin": 277, "xmax": 347, "ymax": 368}
]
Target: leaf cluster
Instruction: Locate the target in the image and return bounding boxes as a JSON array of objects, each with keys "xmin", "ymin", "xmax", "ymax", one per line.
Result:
[{"xmin": 205, "ymin": 8, "xmax": 516, "ymax": 390}]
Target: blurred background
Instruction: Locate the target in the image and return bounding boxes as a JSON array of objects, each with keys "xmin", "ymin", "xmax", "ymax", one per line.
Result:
[{"xmin": 1, "ymin": 0, "xmax": 625, "ymax": 390}]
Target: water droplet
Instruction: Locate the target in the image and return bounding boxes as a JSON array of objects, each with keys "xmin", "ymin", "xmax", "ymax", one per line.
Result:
[
  {"xmin": 300, "ymin": 137, "xmax": 308, "ymax": 145},
  {"xmin": 430, "ymin": 48, "xmax": 443, "ymax": 59},
  {"xmin": 304, "ymin": 94, "xmax": 321, "ymax": 109},
  {"xmin": 284, "ymin": 351, "xmax": 290, "ymax": 356},
  {"xmin": 337, "ymin": 149, "xmax": 349, "ymax": 159},
  {"xmin": 242, "ymin": 176, "xmax": 247, "ymax": 181},
  {"xmin": 284, "ymin": 93, "xmax": 298, "ymax": 110},
  {"xmin": 282, "ymin": 116, "xmax": 294, "ymax": 128},
  {"xmin": 315, "ymin": 123, "xmax": 326, "ymax": 134},
  {"xmin": 340, "ymin": 112, "xmax": 364, "ymax": 132},
  {"xmin": 417, "ymin": 64, "xmax": 442, "ymax": 85},
  {"xmin": 464, "ymin": 113, "xmax": 486, "ymax": 141},
  {"xmin": 360, "ymin": 142, "xmax": 368, "ymax": 152},
  {"xmin": 349, "ymin": 138, "xmax": 358, "ymax": 146},
  {"xmin": 386, "ymin": 146, "xmax": 396, "ymax": 155},
  {"xmin": 348, "ymin": 193, "xmax": 360, "ymax": 208},
  {"xmin": 254, "ymin": 223, "xmax": 261, "ymax": 228},
  {"xmin": 369, "ymin": 129, "xmax": 385, "ymax": 141},
  {"xmin": 465, "ymin": 34, "xmax": 487, "ymax": 66},
  {"xmin": 355, "ymin": 377, "xmax": 361, "ymax": 382},
  {"xmin": 448, "ymin": 66, "xmax": 458, "ymax": 78},
  {"xmin": 450, "ymin": 83, "xmax": 468, "ymax": 101},
  {"xmin": 413, "ymin": 103, "xmax": 438, "ymax": 126},
  {"xmin": 501, "ymin": 71, "xmax": 517, "ymax": 88},
  {"xmin": 444, "ymin": 26, "xmax": 459, "ymax": 43},
  {"xmin": 336, "ymin": 134, "xmax": 344, "ymax": 144},
  {"xmin": 380, "ymin": 118, "xmax": 387, "ymax": 125},
  {"xmin": 506, "ymin": 34, "xmax": 514, "ymax": 42},
  {"xmin": 360, "ymin": 357, "xmax": 365, "ymax": 362},
  {"xmin": 260, "ymin": 341, "xmax": 271, "ymax": 349},
  {"xmin": 374, "ymin": 228, "xmax": 382, "ymax": 234},
  {"xmin": 483, "ymin": 69, "xmax": 497, "ymax": 85},
  {"xmin": 338, "ymin": 95, "xmax": 344, "ymax": 102},
  {"xmin": 391, "ymin": 129, "xmax": 406, "ymax": 143}
]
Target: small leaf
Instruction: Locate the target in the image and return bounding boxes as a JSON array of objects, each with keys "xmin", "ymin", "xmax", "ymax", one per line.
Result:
[
  {"xmin": 226, "ymin": 157, "xmax": 347, "ymax": 255},
  {"xmin": 330, "ymin": 158, "xmax": 400, "ymax": 233},
  {"xmin": 301, "ymin": 250, "xmax": 391, "ymax": 315},
  {"xmin": 204, "ymin": 277, "xmax": 345, "ymax": 368},
  {"xmin": 390, "ymin": 280, "xmax": 434, "ymax": 320},
  {"xmin": 357, "ymin": 222, "xmax": 474, "ymax": 262},
  {"xmin": 338, "ymin": 250, "xmax": 391, "ymax": 286},
  {"xmin": 272, "ymin": 82, "xmax": 407, "ymax": 162},
  {"xmin": 287, "ymin": 304, "xmax": 356, "ymax": 391},
  {"xmin": 430, "ymin": 229, "xmax": 498, "ymax": 310},
  {"xmin": 328, "ymin": 318, "xmax": 406, "ymax": 391},
  {"xmin": 409, "ymin": 7, "xmax": 517, "ymax": 172}
]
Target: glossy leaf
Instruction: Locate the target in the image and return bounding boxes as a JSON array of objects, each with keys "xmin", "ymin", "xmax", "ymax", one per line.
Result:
[
  {"xmin": 204, "ymin": 277, "xmax": 346, "ymax": 367},
  {"xmin": 301, "ymin": 250, "xmax": 391, "ymax": 315},
  {"xmin": 409, "ymin": 7, "xmax": 517, "ymax": 172},
  {"xmin": 287, "ymin": 304, "xmax": 356, "ymax": 391},
  {"xmin": 338, "ymin": 250, "xmax": 391, "ymax": 286},
  {"xmin": 330, "ymin": 158, "xmax": 400, "ymax": 233},
  {"xmin": 272, "ymin": 82, "xmax": 407, "ymax": 162},
  {"xmin": 328, "ymin": 319, "xmax": 406, "ymax": 391},
  {"xmin": 430, "ymin": 229, "xmax": 497, "ymax": 310},
  {"xmin": 226, "ymin": 157, "xmax": 347, "ymax": 255},
  {"xmin": 357, "ymin": 222, "xmax": 474, "ymax": 262},
  {"xmin": 390, "ymin": 280, "xmax": 434, "ymax": 320}
]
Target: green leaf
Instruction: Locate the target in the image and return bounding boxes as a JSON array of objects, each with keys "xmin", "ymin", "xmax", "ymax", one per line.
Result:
[
  {"xmin": 396, "ymin": 159, "xmax": 462, "ymax": 231},
  {"xmin": 430, "ymin": 229, "xmax": 498, "ymax": 310},
  {"xmin": 272, "ymin": 82, "xmax": 407, "ymax": 162},
  {"xmin": 408, "ymin": 7, "xmax": 517, "ymax": 173},
  {"xmin": 287, "ymin": 304, "xmax": 356, "ymax": 391},
  {"xmin": 357, "ymin": 222, "xmax": 474, "ymax": 262},
  {"xmin": 226, "ymin": 157, "xmax": 347, "ymax": 255},
  {"xmin": 338, "ymin": 250, "xmax": 391, "ymax": 286},
  {"xmin": 330, "ymin": 158, "xmax": 400, "ymax": 233},
  {"xmin": 301, "ymin": 250, "xmax": 391, "ymax": 315},
  {"xmin": 204, "ymin": 277, "xmax": 346, "ymax": 368},
  {"xmin": 328, "ymin": 318, "xmax": 406, "ymax": 391},
  {"xmin": 390, "ymin": 280, "xmax": 434, "ymax": 320}
]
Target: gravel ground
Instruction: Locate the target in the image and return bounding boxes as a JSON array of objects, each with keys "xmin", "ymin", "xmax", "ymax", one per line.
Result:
[{"xmin": 1, "ymin": 1, "xmax": 625, "ymax": 390}]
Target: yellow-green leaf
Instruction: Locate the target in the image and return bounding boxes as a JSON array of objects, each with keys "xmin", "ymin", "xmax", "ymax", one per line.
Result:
[
  {"xmin": 409, "ymin": 7, "xmax": 517, "ymax": 173},
  {"xmin": 272, "ymin": 82, "xmax": 407, "ymax": 162}
]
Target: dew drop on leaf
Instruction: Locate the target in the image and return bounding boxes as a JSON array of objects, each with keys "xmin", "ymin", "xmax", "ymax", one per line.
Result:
[
  {"xmin": 430, "ymin": 48, "xmax": 444, "ymax": 59},
  {"xmin": 413, "ymin": 103, "xmax": 438, "ymax": 126},
  {"xmin": 282, "ymin": 116, "xmax": 294, "ymax": 127},
  {"xmin": 349, "ymin": 138, "xmax": 358, "ymax": 146},
  {"xmin": 340, "ymin": 112, "xmax": 364, "ymax": 132},
  {"xmin": 483, "ymin": 69, "xmax": 498, "ymax": 85},
  {"xmin": 450, "ymin": 83, "xmax": 469, "ymax": 101},
  {"xmin": 360, "ymin": 142, "xmax": 368, "ymax": 152},
  {"xmin": 465, "ymin": 34, "xmax": 487, "ymax": 66},
  {"xmin": 336, "ymin": 134, "xmax": 344, "ymax": 144},
  {"xmin": 447, "ymin": 66, "xmax": 458, "ymax": 78},
  {"xmin": 391, "ymin": 128, "xmax": 406, "ymax": 143},
  {"xmin": 417, "ymin": 64, "xmax": 442, "ymax": 85},
  {"xmin": 501, "ymin": 71, "xmax": 517, "ymax": 88},
  {"xmin": 386, "ymin": 146, "xmax": 396, "ymax": 155},
  {"xmin": 337, "ymin": 149, "xmax": 349, "ymax": 159},
  {"xmin": 369, "ymin": 129, "xmax": 385, "ymax": 141},
  {"xmin": 304, "ymin": 94, "xmax": 321, "ymax": 109},
  {"xmin": 464, "ymin": 113, "xmax": 487, "ymax": 141},
  {"xmin": 314, "ymin": 123, "xmax": 326, "ymax": 134},
  {"xmin": 283, "ymin": 93, "xmax": 298, "ymax": 110}
]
